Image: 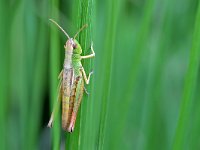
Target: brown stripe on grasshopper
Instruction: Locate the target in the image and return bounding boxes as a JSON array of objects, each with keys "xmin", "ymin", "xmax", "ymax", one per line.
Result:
[
  {"xmin": 63, "ymin": 76, "xmax": 80, "ymax": 132},
  {"xmin": 67, "ymin": 76, "xmax": 84, "ymax": 132}
]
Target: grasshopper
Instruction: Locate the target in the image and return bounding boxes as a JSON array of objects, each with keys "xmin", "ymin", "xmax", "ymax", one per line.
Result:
[{"xmin": 47, "ymin": 19, "xmax": 95, "ymax": 132}]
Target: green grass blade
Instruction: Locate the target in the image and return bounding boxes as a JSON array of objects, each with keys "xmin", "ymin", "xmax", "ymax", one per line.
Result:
[
  {"xmin": 107, "ymin": 0, "xmax": 156, "ymax": 149},
  {"xmin": 173, "ymin": 1, "xmax": 200, "ymax": 149},
  {"xmin": 66, "ymin": 0, "xmax": 94, "ymax": 149},
  {"xmin": 49, "ymin": 0, "xmax": 61, "ymax": 149},
  {"xmin": 0, "ymin": 2, "xmax": 9, "ymax": 150},
  {"xmin": 97, "ymin": 0, "xmax": 120, "ymax": 149},
  {"xmin": 27, "ymin": 6, "xmax": 49, "ymax": 149},
  {"xmin": 9, "ymin": 4, "xmax": 29, "ymax": 149},
  {"xmin": 189, "ymin": 76, "xmax": 200, "ymax": 149},
  {"xmin": 137, "ymin": 0, "xmax": 176, "ymax": 149}
]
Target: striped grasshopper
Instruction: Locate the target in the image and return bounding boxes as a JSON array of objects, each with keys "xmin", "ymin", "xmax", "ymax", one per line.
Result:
[{"xmin": 47, "ymin": 19, "xmax": 95, "ymax": 132}]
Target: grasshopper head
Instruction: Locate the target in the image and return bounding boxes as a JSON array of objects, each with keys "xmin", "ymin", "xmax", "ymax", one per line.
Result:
[
  {"xmin": 65, "ymin": 38, "xmax": 82, "ymax": 55},
  {"xmin": 65, "ymin": 38, "xmax": 74, "ymax": 53},
  {"xmin": 48, "ymin": 19, "xmax": 86, "ymax": 55},
  {"xmin": 72, "ymin": 39, "xmax": 82, "ymax": 54}
]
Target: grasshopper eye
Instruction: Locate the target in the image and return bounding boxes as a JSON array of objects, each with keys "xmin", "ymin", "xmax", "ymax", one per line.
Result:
[{"xmin": 72, "ymin": 43, "xmax": 77, "ymax": 49}]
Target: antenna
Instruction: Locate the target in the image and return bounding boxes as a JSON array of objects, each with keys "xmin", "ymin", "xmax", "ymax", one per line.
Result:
[
  {"xmin": 74, "ymin": 24, "xmax": 88, "ymax": 39},
  {"xmin": 49, "ymin": 19, "xmax": 70, "ymax": 39}
]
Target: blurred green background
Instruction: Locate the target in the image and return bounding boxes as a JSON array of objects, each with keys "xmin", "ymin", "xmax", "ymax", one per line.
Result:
[{"xmin": 0, "ymin": 0, "xmax": 200, "ymax": 149}]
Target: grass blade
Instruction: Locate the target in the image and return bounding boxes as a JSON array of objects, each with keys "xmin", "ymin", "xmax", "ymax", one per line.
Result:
[
  {"xmin": 66, "ymin": 0, "xmax": 94, "ymax": 149},
  {"xmin": 97, "ymin": 0, "xmax": 120, "ymax": 149},
  {"xmin": 49, "ymin": 0, "xmax": 61, "ymax": 149},
  {"xmin": 173, "ymin": 1, "xmax": 200, "ymax": 149},
  {"xmin": 0, "ymin": 1, "xmax": 9, "ymax": 150}
]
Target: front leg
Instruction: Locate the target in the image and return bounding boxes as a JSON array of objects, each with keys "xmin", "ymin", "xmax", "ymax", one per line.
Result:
[
  {"xmin": 81, "ymin": 67, "xmax": 93, "ymax": 85},
  {"xmin": 81, "ymin": 42, "xmax": 95, "ymax": 59}
]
